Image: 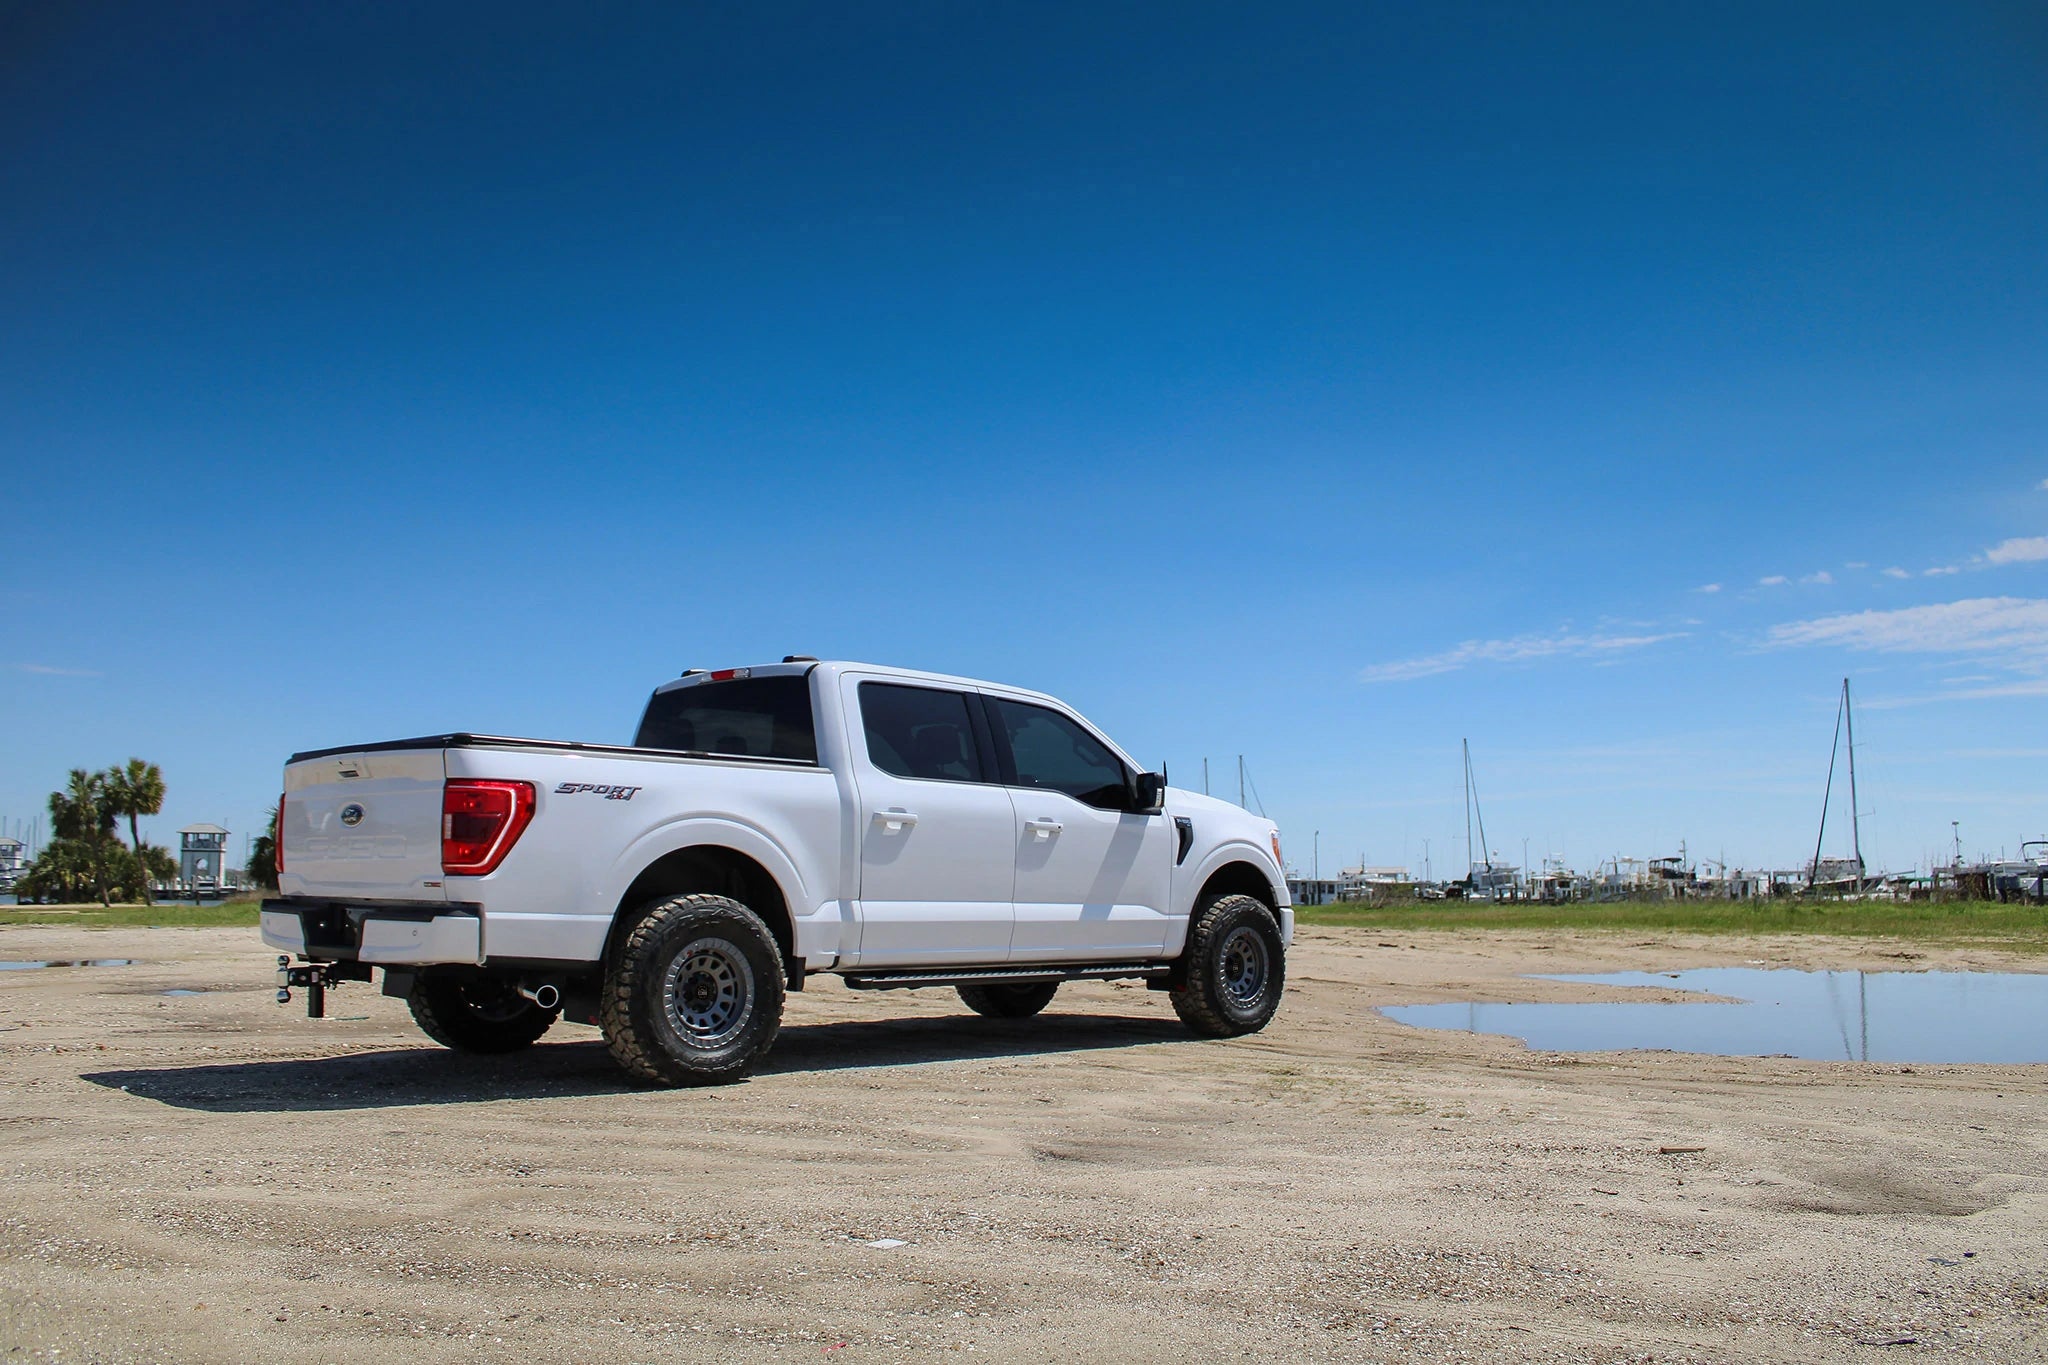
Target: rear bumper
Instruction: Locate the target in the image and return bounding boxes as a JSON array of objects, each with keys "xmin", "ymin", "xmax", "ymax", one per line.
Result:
[
  {"xmin": 1279, "ymin": 906, "xmax": 1295, "ymax": 946},
  {"xmin": 261, "ymin": 898, "xmax": 483, "ymax": 966}
]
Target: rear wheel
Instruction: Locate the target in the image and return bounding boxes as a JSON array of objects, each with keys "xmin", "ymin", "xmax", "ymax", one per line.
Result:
[
  {"xmin": 600, "ymin": 893, "xmax": 785, "ymax": 1086},
  {"xmin": 1170, "ymin": 894, "xmax": 1285, "ymax": 1037},
  {"xmin": 407, "ymin": 976, "xmax": 559, "ymax": 1053},
  {"xmin": 956, "ymin": 980, "xmax": 1059, "ymax": 1018}
]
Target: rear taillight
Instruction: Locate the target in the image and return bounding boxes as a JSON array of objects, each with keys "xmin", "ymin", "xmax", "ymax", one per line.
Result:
[
  {"xmin": 441, "ymin": 780, "xmax": 536, "ymax": 876},
  {"xmin": 275, "ymin": 793, "xmax": 286, "ymax": 874}
]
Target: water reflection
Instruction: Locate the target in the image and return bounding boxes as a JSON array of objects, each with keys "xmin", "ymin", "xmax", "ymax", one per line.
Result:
[{"xmin": 1383, "ymin": 968, "xmax": 2048, "ymax": 1064}]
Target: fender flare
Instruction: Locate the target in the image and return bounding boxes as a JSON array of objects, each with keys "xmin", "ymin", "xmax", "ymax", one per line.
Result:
[
  {"xmin": 1179, "ymin": 838, "xmax": 1289, "ymax": 918},
  {"xmin": 604, "ymin": 814, "xmax": 813, "ymax": 928}
]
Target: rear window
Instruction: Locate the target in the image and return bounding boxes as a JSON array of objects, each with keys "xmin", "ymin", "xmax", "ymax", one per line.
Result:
[{"xmin": 634, "ymin": 675, "xmax": 817, "ymax": 762}]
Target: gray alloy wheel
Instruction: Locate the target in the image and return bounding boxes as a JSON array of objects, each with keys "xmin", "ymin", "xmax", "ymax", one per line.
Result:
[
  {"xmin": 1216, "ymin": 924, "xmax": 1271, "ymax": 1011},
  {"xmin": 662, "ymin": 937, "xmax": 757, "ymax": 1046}
]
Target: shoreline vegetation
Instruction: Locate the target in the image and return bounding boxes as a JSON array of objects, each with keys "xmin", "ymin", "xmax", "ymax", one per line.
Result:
[
  {"xmin": 3, "ymin": 896, "xmax": 2039, "ymax": 950},
  {"xmin": 0, "ymin": 898, "xmax": 264, "ymax": 928},
  {"xmin": 1298, "ymin": 896, "xmax": 2048, "ymax": 950}
]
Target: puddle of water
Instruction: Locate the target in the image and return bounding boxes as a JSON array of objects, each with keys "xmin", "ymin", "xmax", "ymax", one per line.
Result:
[
  {"xmin": 1382, "ymin": 968, "xmax": 2048, "ymax": 1064},
  {"xmin": 0, "ymin": 959, "xmax": 135, "ymax": 971},
  {"xmin": 161, "ymin": 988, "xmax": 206, "ymax": 997}
]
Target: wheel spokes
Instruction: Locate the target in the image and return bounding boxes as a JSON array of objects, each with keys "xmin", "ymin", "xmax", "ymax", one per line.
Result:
[
  {"xmin": 1218, "ymin": 925, "xmax": 1267, "ymax": 1007},
  {"xmin": 662, "ymin": 939, "xmax": 754, "ymax": 1043}
]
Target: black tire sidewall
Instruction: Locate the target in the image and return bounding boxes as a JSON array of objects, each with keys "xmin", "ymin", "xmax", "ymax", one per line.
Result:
[
  {"xmin": 409, "ymin": 977, "xmax": 557, "ymax": 1053},
  {"xmin": 957, "ymin": 980, "xmax": 1058, "ymax": 1018}
]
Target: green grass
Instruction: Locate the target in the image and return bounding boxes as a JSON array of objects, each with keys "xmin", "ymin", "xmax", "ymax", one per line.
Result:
[
  {"xmin": 0, "ymin": 898, "xmax": 263, "ymax": 929},
  {"xmin": 5, "ymin": 894, "xmax": 2040, "ymax": 948},
  {"xmin": 1297, "ymin": 897, "xmax": 2048, "ymax": 950}
]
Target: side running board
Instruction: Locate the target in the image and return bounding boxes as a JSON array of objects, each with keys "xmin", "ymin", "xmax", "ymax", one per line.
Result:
[{"xmin": 842, "ymin": 962, "xmax": 1171, "ymax": 992}]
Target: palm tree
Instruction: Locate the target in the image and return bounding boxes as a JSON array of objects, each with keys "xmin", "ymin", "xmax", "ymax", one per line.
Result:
[
  {"xmin": 51, "ymin": 769, "xmax": 105, "ymax": 841},
  {"xmin": 49, "ymin": 770, "xmax": 115, "ymax": 905},
  {"xmin": 248, "ymin": 803, "xmax": 280, "ymax": 890},
  {"xmin": 104, "ymin": 759, "xmax": 167, "ymax": 904}
]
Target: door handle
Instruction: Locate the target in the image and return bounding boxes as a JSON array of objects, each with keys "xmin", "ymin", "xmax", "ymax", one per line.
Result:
[
  {"xmin": 875, "ymin": 809, "xmax": 919, "ymax": 833},
  {"xmin": 1025, "ymin": 818, "xmax": 1062, "ymax": 839}
]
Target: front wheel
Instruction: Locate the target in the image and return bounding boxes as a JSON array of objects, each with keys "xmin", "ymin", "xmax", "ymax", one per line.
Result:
[
  {"xmin": 1170, "ymin": 894, "xmax": 1285, "ymax": 1037},
  {"xmin": 600, "ymin": 893, "xmax": 786, "ymax": 1086},
  {"xmin": 956, "ymin": 980, "xmax": 1058, "ymax": 1018},
  {"xmin": 407, "ymin": 977, "xmax": 559, "ymax": 1053}
]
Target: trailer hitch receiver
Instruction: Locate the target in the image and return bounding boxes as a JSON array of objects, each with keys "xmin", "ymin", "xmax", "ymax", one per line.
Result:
[{"xmin": 274, "ymin": 955, "xmax": 371, "ymax": 1018}]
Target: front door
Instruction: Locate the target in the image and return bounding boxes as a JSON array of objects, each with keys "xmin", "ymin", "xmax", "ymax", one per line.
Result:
[
  {"xmin": 986, "ymin": 696, "xmax": 1173, "ymax": 962},
  {"xmin": 844, "ymin": 676, "xmax": 1016, "ymax": 967}
]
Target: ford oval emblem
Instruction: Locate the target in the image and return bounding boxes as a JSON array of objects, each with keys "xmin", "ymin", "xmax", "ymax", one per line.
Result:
[{"xmin": 339, "ymin": 803, "xmax": 365, "ymax": 827}]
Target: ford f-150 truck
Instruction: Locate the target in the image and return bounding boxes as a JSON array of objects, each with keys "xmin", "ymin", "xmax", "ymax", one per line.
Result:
[{"xmin": 264, "ymin": 659, "xmax": 1291, "ymax": 1085}]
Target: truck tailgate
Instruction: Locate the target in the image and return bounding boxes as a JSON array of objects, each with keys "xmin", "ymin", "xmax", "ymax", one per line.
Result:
[{"xmin": 281, "ymin": 748, "xmax": 448, "ymax": 902}]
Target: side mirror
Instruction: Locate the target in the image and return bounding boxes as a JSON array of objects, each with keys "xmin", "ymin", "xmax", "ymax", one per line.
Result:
[{"xmin": 1131, "ymin": 771, "xmax": 1167, "ymax": 814}]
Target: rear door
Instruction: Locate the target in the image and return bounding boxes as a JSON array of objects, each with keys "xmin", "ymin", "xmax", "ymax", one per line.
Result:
[
  {"xmin": 280, "ymin": 749, "xmax": 449, "ymax": 903},
  {"xmin": 840, "ymin": 675, "xmax": 1016, "ymax": 967},
  {"xmin": 985, "ymin": 695, "xmax": 1172, "ymax": 961}
]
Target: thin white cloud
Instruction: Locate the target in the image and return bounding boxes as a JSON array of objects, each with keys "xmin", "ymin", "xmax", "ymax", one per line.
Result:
[
  {"xmin": 1360, "ymin": 629, "xmax": 1689, "ymax": 684},
  {"xmin": 1695, "ymin": 583, "xmax": 1722, "ymax": 594},
  {"xmin": 1758, "ymin": 574, "xmax": 1789, "ymax": 587},
  {"xmin": 1765, "ymin": 596, "xmax": 2048, "ymax": 673},
  {"xmin": 1924, "ymin": 565, "xmax": 1960, "ymax": 577},
  {"xmin": 1983, "ymin": 536, "xmax": 2048, "ymax": 566},
  {"xmin": 11, "ymin": 662, "xmax": 101, "ymax": 678},
  {"xmin": 1801, "ymin": 570, "xmax": 1834, "ymax": 585},
  {"xmin": 1863, "ymin": 678, "xmax": 2048, "ymax": 710},
  {"xmin": 2038, "ymin": 478, "xmax": 2048, "ymax": 492},
  {"xmin": 1845, "ymin": 561, "xmax": 1868, "ymax": 570},
  {"xmin": 1881, "ymin": 567, "xmax": 1910, "ymax": 579}
]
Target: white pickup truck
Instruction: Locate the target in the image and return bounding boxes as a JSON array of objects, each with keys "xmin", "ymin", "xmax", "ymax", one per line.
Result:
[{"xmin": 264, "ymin": 659, "xmax": 1291, "ymax": 1085}]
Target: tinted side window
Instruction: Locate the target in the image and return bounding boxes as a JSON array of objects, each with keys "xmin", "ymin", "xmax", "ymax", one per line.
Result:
[
  {"xmin": 634, "ymin": 675, "xmax": 818, "ymax": 762},
  {"xmin": 860, "ymin": 683, "xmax": 984, "ymax": 783},
  {"xmin": 991, "ymin": 699, "xmax": 1128, "ymax": 810}
]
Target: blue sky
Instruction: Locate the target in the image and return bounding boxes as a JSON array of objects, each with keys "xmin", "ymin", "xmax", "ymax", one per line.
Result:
[{"xmin": 3, "ymin": 3, "xmax": 2044, "ymax": 876}]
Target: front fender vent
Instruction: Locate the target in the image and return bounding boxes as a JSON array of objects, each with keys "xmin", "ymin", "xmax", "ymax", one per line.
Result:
[{"xmin": 1174, "ymin": 817, "xmax": 1194, "ymax": 866}]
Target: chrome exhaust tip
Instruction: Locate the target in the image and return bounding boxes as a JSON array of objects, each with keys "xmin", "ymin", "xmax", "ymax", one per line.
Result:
[{"xmin": 518, "ymin": 981, "xmax": 560, "ymax": 1011}]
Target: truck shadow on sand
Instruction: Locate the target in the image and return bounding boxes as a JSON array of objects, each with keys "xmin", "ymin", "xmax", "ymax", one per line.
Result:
[{"xmin": 81, "ymin": 1012, "xmax": 1194, "ymax": 1113}]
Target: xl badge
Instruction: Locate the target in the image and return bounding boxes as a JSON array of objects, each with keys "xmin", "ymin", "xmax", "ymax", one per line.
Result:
[{"xmin": 339, "ymin": 803, "xmax": 366, "ymax": 827}]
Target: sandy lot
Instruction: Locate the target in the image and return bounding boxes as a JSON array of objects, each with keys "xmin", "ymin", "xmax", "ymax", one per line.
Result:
[{"xmin": 1, "ymin": 923, "xmax": 2043, "ymax": 1364}]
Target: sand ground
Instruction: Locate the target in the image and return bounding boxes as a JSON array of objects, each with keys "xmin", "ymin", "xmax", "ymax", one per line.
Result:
[{"xmin": 1, "ymin": 923, "xmax": 2043, "ymax": 1363}]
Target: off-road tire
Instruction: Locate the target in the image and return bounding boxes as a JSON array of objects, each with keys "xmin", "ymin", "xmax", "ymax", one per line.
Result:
[
  {"xmin": 956, "ymin": 980, "xmax": 1059, "ymax": 1018},
  {"xmin": 1170, "ymin": 894, "xmax": 1285, "ymax": 1037},
  {"xmin": 407, "ymin": 977, "xmax": 559, "ymax": 1053},
  {"xmin": 600, "ymin": 893, "xmax": 785, "ymax": 1086}
]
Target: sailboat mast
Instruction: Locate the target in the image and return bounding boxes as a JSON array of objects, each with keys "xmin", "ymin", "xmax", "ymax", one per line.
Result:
[
  {"xmin": 1474, "ymin": 756, "xmax": 1492, "ymax": 872},
  {"xmin": 1844, "ymin": 677, "xmax": 1863, "ymax": 879},
  {"xmin": 1463, "ymin": 739, "xmax": 1473, "ymax": 876},
  {"xmin": 1810, "ymin": 684, "xmax": 1845, "ymax": 890}
]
